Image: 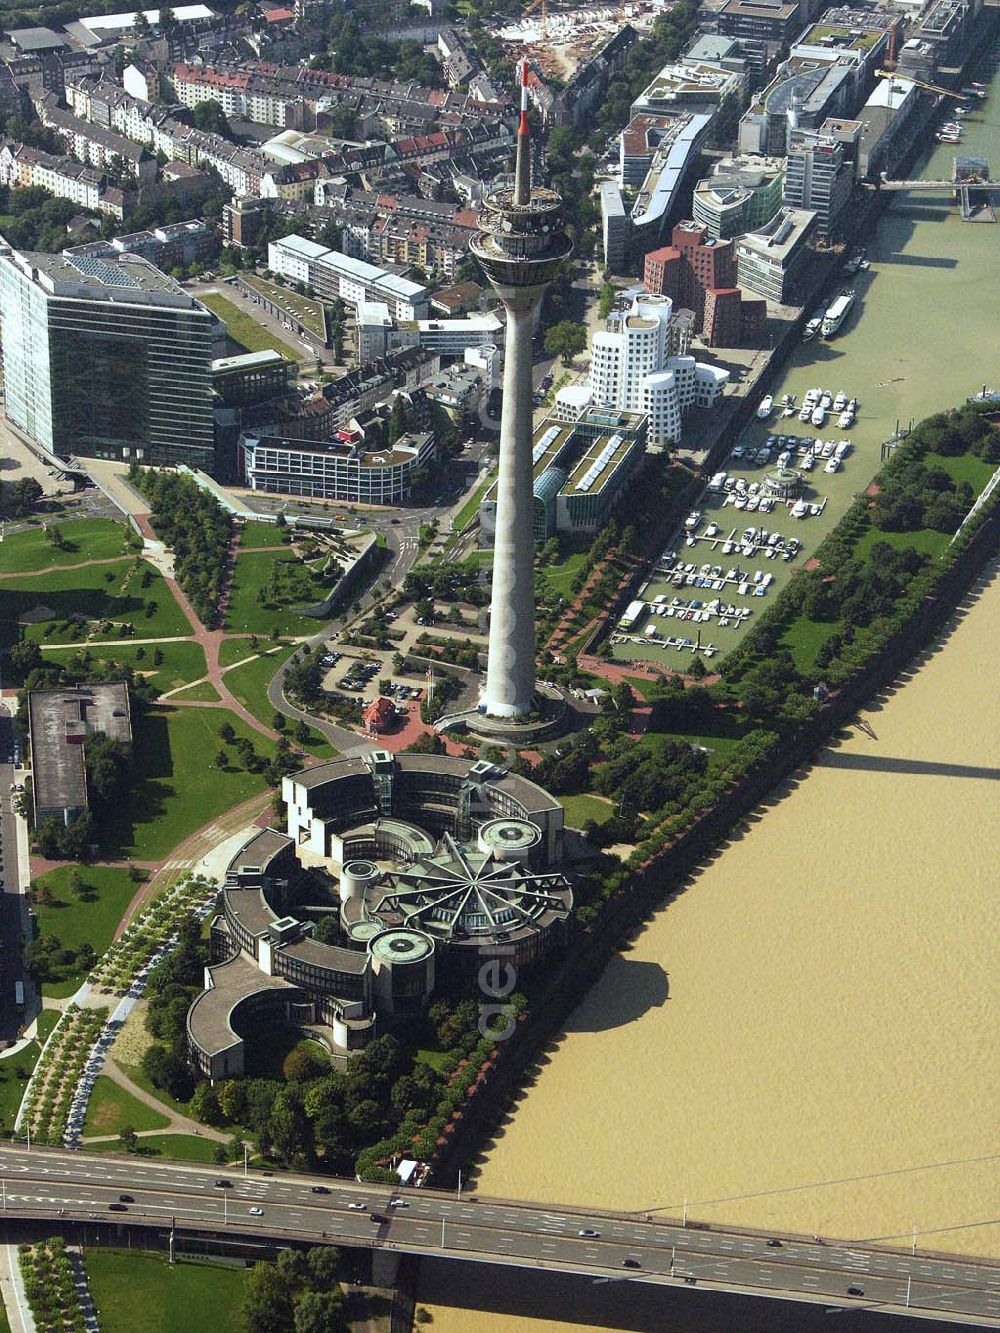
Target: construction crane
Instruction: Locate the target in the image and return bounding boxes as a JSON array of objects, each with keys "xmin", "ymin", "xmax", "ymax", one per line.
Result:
[
  {"xmin": 875, "ymin": 69, "xmax": 972, "ymax": 101},
  {"xmin": 524, "ymin": 0, "xmax": 548, "ymax": 41}
]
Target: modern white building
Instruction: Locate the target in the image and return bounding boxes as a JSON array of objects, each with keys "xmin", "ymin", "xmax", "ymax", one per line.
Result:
[
  {"xmin": 267, "ymin": 235, "xmax": 429, "ymax": 320},
  {"xmin": 558, "ymin": 294, "xmax": 728, "ymax": 446},
  {"xmin": 356, "ymin": 300, "xmax": 502, "ymax": 363},
  {"xmin": 0, "ymin": 245, "xmax": 215, "ymax": 470},
  {"xmin": 240, "ymin": 430, "xmax": 437, "ymax": 503}
]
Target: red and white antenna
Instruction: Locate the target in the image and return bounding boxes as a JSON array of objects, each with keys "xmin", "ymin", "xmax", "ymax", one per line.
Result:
[{"xmin": 514, "ymin": 57, "xmax": 532, "ymax": 205}]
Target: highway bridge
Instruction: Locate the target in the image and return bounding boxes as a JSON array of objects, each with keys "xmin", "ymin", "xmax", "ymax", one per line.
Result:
[
  {"xmin": 0, "ymin": 1146, "xmax": 997, "ymax": 1326},
  {"xmin": 877, "ymin": 177, "xmax": 995, "ymax": 191}
]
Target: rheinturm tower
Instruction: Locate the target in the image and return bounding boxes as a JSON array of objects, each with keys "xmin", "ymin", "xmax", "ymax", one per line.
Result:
[{"xmin": 470, "ymin": 61, "xmax": 572, "ymax": 719}]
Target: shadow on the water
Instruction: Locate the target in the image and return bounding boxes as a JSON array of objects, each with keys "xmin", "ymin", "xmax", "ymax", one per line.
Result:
[
  {"xmin": 874, "ymin": 252, "xmax": 959, "ymax": 269},
  {"xmin": 815, "ymin": 753, "xmax": 1000, "ymax": 780},
  {"xmin": 563, "ymin": 955, "xmax": 669, "ymax": 1033}
]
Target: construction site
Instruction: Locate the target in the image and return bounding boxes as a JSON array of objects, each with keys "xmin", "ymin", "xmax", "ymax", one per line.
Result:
[{"xmin": 495, "ymin": 0, "xmax": 660, "ymax": 81}]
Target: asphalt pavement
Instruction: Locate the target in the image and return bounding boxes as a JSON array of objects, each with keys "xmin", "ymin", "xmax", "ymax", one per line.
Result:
[
  {"xmin": 0, "ymin": 1147, "xmax": 996, "ymax": 1326},
  {"xmin": 0, "ymin": 710, "xmax": 28, "ymax": 1044}
]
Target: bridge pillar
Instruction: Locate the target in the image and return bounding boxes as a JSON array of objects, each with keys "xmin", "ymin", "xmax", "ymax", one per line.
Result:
[{"xmin": 371, "ymin": 1249, "xmax": 401, "ymax": 1287}]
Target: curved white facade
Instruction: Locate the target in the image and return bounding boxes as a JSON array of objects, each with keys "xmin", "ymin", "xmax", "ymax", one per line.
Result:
[{"xmin": 586, "ymin": 294, "xmax": 728, "ymax": 446}]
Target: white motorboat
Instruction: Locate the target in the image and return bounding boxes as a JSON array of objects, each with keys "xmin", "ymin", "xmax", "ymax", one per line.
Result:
[
  {"xmin": 838, "ymin": 410, "xmax": 854, "ymax": 429},
  {"xmin": 833, "ymin": 390, "xmax": 847, "ymax": 411},
  {"xmin": 684, "ymin": 510, "xmax": 702, "ymax": 530},
  {"xmin": 820, "ymin": 391, "xmax": 833, "ymax": 410},
  {"xmin": 811, "ymin": 405, "xmax": 827, "ymax": 427},
  {"xmin": 824, "ymin": 457, "xmax": 840, "ymax": 474},
  {"xmin": 757, "ymin": 395, "xmax": 774, "ymax": 419}
]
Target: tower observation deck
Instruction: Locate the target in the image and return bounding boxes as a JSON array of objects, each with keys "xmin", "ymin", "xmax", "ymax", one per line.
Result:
[{"xmin": 470, "ymin": 60, "xmax": 572, "ymax": 718}]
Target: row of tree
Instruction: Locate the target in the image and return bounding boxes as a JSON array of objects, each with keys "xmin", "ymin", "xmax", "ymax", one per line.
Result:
[{"xmin": 136, "ymin": 468, "xmax": 232, "ymax": 627}]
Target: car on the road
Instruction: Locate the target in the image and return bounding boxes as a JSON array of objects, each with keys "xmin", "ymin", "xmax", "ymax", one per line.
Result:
[
  {"xmin": 578, "ymin": 1229, "xmax": 600, "ymax": 1238},
  {"xmin": 215, "ymin": 1179, "xmax": 233, "ymax": 1189},
  {"xmin": 621, "ymin": 1257, "xmax": 641, "ymax": 1268},
  {"xmin": 109, "ymin": 1203, "xmax": 128, "ymax": 1212},
  {"xmin": 847, "ymin": 1286, "xmax": 864, "ymax": 1296},
  {"xmin": 347, "ymin": 1202, "xmax": 366, "ymax": 1211},
  {"xmin": 370, "ymin": 1213, "xmax": 387, "ymax": 1224},
  {"xmin": 388, "ymin": 1199, "xmax": 409, "ymax": 1209},
  {"xmin": 119, "ymin": 1194, "xmax": 134, "ymax": 1203},
  {"xmin": 766, "ymin": 1238, "xmax": 783, "ymax": 1247},
  {"xmin": 249, "ymin": 1207, "xmax": 264, "ymax": 1216},
  {"xmin": 311, "ymin": 1185, "xmax": 330, "ymax": 1194}
]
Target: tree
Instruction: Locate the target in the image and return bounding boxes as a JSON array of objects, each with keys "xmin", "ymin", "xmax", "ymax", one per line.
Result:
[
  {"xmin": 243, "ymin": 1262, "xmax": 294, "ymax": 1333},
  {"xmin": 293, "ymin": 1290, "xmax": 347, "ymax": 1333},
  {"xmin": 216, "ymin": 749, "xmax": 229, "ymax": 770},
  {"xmin": 192, "ymin": 98, "xmax": 232, "ymax": 138},
  {"xmin": 543, "ymin": 321, "xmax": 587, "ymax": 366},
  {"xmin": 219, "ymin": 722, "xmax": 236, "ymax": 744},
  {"xmin": 119, "ymin": 1125, "xmax": 138, "ymax": 1153},
  {"xmin": 598, "ymin": 281, "xmax": 616, "ymax": 319}
]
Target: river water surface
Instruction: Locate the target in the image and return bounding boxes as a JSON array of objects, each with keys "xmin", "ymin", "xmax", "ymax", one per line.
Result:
[{"xmin": 418, "ymin": 68, "xmax": 1000, "ymax": 1333}]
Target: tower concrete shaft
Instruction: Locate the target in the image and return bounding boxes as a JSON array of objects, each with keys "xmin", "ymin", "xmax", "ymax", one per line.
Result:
[{"xmin": 469, "ymin": 59, "xmax": 572, "ymax": 718}]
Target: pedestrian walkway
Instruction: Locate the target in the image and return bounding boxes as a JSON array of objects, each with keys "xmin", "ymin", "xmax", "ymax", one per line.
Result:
[
  {"xmin": 0, "ymin": 1243, "xmax": 35, "ymax": 1333},
  {"xmin": 89, "ymin": 1061, "xmax": 227, "ymax": 1145}
]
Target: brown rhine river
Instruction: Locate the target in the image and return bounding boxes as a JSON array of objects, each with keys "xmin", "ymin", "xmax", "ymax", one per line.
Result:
[{"xmin": 419, "ymin": 66, "xmax": 1000, "ymax": 1333}]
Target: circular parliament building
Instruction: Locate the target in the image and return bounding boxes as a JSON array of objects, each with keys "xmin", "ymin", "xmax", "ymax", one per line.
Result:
[{"xmin": 186, "ymin": 751, "xmax": 572, "ymax": 1080}]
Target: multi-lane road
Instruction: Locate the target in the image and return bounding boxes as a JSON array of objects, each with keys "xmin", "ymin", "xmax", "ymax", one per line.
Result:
[
  {"xmin": 0, "ymin": 1146, "xmax": 997, "ymax": 1325},
  {"xmin": 0, "ymin": 702, "xmax": 28, "ymax": 1044}
]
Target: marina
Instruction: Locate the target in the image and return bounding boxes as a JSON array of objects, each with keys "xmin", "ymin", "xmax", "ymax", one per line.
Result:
[{"xmin": 609, "ymin": 68, "xmax": 1000, "ymax": 671}]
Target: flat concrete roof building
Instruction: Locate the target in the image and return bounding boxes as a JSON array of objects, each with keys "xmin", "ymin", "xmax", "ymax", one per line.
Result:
[
  {"xmin": 28, "ymin": 683, "xmax": 132, "ymax": 825},
  {"xmin": 736, "ymin": 206, "xmax": 817, "ymax": 303}
]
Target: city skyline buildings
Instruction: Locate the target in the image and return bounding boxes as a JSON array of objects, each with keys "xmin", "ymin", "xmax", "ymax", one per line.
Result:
[{"xmin": 470, "ymin": 60, "xmax": 572, "ymax": 719}]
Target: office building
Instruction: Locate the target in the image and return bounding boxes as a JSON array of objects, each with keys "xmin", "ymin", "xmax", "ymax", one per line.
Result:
[
  {"xmin": 644, "ymin": 223, "xmax": 767, "ymax": 347},
  {"xmin": 267, "ymin": 234, "xmax": 429, "ymax": 319},
  {"xmin": 854, "ymin": 74, "xmax": 919, "ymax": 180},
  {"xmin": 240, "ymin": 430, "xmax": 436, "ymax": 503},
  {"xmin": 480, "ymin": 410, "xmax": 648, "ymax": 543},
  {"xmin": 0, "ymin": 245, "xmax": 215, "ymax": 470},
  {"xmin": 736, "ymin": 207, "xmax": 817, "ymax": 303},
  {"xmin": 783, "ymin": 127, "xmax": 854, "ymax": 238},
  {"xmin": 468, "ymin": 61, "xmax": 572, "ymax": 721},
  {"xmin": 212, "ymin": 350, "xmax": 297, "ymax": 407},
  {"xmin": 692, "ymin": 155, "xmax": 786, "ymax": 240},
  {"xmin": 718, "ymin": 0, "xmax": 803, "ymax": 69},
  {"xmin": 28, "ymin": 684, "xmax": 132, "ymax": 826}
]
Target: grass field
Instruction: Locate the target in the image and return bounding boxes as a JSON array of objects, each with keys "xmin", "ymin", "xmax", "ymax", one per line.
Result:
[
  {"xmin": 103, "ymin": 705, "xmax": 275, "ymax": 859},
  {"xmin": 780, "ymin": 614, "xmax": 842, "ymax": 674},
  {"xmin": 199, "ymin": 292, "xmax": 299, "ymax": 363},
  {"xmin": 923, "ymin": 451, "xmax": 997, "ymax": 494},
  {"xmin": 225, "ymin": 549, "xmax": 332, "ymax": 634},
  {"xmin": 560, "ymin": 793, "xmax": 615, "ymax": 828},
  {"xmin": 540, "ymin": 548, "xmax": 589, "ymax": 601},
  {"xmin": 0, "ymin": 1039, "xmax": 42, "ymax": 1135},
  {"xmin": 114, "ymin": 1059, "xmax": 195, "ymax": 1121},
  {"xmin": 852, "ymin": 526, "xmax": 952, "ymax": 561},
  {"xmin": 239, "ymin": 273, "xmax": 326, "ymax": 340},
  {"xmin": 83, "ymin": 1075, "xmax": 170, "ymax": 1137},
  {"xmin": 237, "ymin": 520, "xmax": 286, "ymax": 549},
  {"xmin": 86, "ymin": 1250, "xmax": 246, "ymax": 1333},
  {"xmin": 223, "ymin": 648, "xmax": 331, "ymax": 755},
  {"xmin": 167, "ymin": 680, "xmax": 222, "ymax": 702},
  {"xmin": 33, "ymin": 865, "xmax": 141, "ymax": 998},
  {"xmin": 0, "ymin": 519, "xmax": 133, "ymax": 574},
  {"xmin": 40, "ymin": 640, "xmax": 209, "ymax": 693},
  {"xmin": 0, "ymin": 559, "xmax": 191, "ymax": 643},
  {"xmin": 217, "ymin": 636, "xmax": 268, "ymax": 668},
  {"xmin": 453, "ymin": 471, "xmax": 495, "ymax": 533}
]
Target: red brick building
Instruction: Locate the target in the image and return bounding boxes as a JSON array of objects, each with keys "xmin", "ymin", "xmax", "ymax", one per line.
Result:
[{"xmin": 643, "ymin": 222, "xmax": 765, "ymax": 348}]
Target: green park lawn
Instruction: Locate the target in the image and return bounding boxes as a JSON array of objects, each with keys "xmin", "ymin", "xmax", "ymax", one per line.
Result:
[
  {"xmin": 167, "ymin": 680, "xmax": 222, "ymax": 702},
  {"xmin": 453, "ymin": 471, "xmax": 495, "ymax": 533},
  {"xmin": 540, "ymin": 548, "xmax": 589, "ymax": 601},
  {"xmin": 237, "ymin": 520, "xmax": 286, "ymax": 549},
  {"xmin": 1, "ymin": 559, "xmax": 191, "ymax": 643},
  {"xmin": 40, "ymin": 640, "xmax": 209, "ymax": 693},
  {"xmin": 780, "ymin": 615, "xmax": 842, "ymax": 674},
  {"xmin": 0, "ymin": 1040, "xmax": 43, "ymax": 1136},
  {"xmin": 100, "ymin": 705, "xmax": 276, "ymax": 859},
  {"xmin": 199, "ymin": 292, "xmax": 299, "ymax": 363},
  {"xmin": 82, "ymin": 1075, "xmax": 169, "ymax": 1138},
  {"xmin": 0, "ymin": 519, "xmax": 134, "ymax": 574},
  {"xmin": 224, "ymin": 648, "xmax": 332, "ymax": 755},
  {"xmin": 560, "ymin": 793, "xmax": 615, "ymax": 828},
  {"xmin": 852, "ymin": 526, "xmax": 952, "ymax": 562},
  {"xmin": 217, "ymin": 636, "xmax": 274, "ymax": 668},
  {"xmin": 32, "ymin": 865, "xmax": 142, "ymax": 998},
  {"xmin": 85, "ymin": 1250, "xmax": 246, "ymax": 1333},
  {"xmin": 923, "ymin": 451, "xmax": 997, "ymax": 494},
  {"xmin": 638, "ymin": 728, "xmax": 742, "ymax": 768},
  {"xmin": 224, "ymin": 549, "xmax": 333, "ymax": 634}
]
